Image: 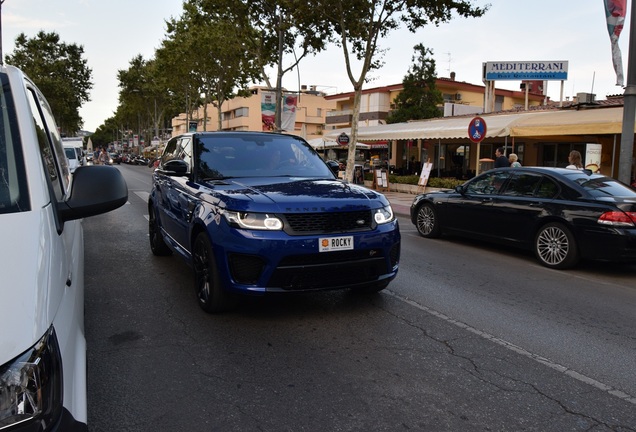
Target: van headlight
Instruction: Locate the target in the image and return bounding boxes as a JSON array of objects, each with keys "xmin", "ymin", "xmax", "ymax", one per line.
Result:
[
  {"xmin": 374, "ymin": 205, "xmax": 394, "ymax": 224},
  {"xmin": 223, "ymin": 211, "xmax": 283, "ymax": 230},
  {"xmin": 0, "ymin": 327, "xmax": 63, "ymax": 429}
]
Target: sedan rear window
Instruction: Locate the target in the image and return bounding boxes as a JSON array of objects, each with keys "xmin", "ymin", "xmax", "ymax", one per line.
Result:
[
  {"xmin": 501, "ymin": 172, "xmax": 543, "ymax": 197},
  {"xmin": 574, "ymin": 176, "xmax": 636, "ymax": 198}
]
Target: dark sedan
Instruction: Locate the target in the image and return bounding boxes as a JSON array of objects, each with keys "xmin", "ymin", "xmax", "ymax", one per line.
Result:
[{"xmin": 410, "ymin": 167, "xmax": 636, "ymax": 269}]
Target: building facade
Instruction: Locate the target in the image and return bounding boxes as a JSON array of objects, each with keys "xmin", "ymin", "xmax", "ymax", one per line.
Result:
[
  {"xmin": 323, "ymin": 74, "xmax": 547, "ymax": 172},
  {"xmin": 171, "ymin": 87, "xmax": 337, "ymax": 142}
]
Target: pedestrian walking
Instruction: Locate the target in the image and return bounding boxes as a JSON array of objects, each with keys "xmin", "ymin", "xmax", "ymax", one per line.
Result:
[
  {"xmin": 509, "ymin": 153, "xmax": 521, "ymax": 167},
  {"xmin": 494, "ymin": 147, "xmax": 509, "ymax": 168},
  {"xmin": 98, "ymin": 148, "xmax": 109, "ymax": 165},
  {"xmin": 566, "ymin": 150, "xmax": 583, "ymax": 169}
]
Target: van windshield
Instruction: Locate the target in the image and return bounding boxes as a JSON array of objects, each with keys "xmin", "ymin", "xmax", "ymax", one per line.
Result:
[{"xmin": 64, "ymin": 147, "xmax": 77, "ymax": 159}]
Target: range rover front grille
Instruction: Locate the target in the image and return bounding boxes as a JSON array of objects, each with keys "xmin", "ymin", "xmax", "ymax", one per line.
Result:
[{"xmin": 282, "ymin": 210, "xmax": 372, "ymax": 235}]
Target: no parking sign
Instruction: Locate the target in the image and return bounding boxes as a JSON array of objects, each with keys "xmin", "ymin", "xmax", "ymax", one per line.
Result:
[{"xmin": 468, "ymin": 117, "xmax": 487, "ymax": 143}]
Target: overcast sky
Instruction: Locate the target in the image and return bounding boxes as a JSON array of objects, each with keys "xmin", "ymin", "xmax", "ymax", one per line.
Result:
[{"xmin": 2, "ymin": 0, "xmax": 632, "ymax": 132}]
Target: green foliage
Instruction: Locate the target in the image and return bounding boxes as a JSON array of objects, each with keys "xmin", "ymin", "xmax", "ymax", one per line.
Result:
[
  {"xmin": 389, "ymin": 174, "xmax": 421, "ymax": 185},
  {"xmin": 156, "ymin": 0, "xmax": 264, "ymax": 131},
  {"xmin": 386, "ymin": 44, "xmax": 443, "ymax": 124},
  {"xmin": 427, "ymin": 177, "xmax": 466, "ymax": 189},
  {"xmin": 5, "ymin": 31, "xmax": 93, "ymax": 135},
  {"xmin": 176, "ymin": 0, "xmax": 330, "ymax": 131},
  {"xmin": 309, "ymin": 0, "xmax": 489, "ymax": 180},
  {"xmin": 383, "ymin": 174, "xmax": 465, "ymax": 189},
  {"xmin": 116, "ymin": 56, "xmax": 176, "ymax": 140},
  {"xmin": 364, "ymin": 173, "xmax": 465, "ymax": 189}
]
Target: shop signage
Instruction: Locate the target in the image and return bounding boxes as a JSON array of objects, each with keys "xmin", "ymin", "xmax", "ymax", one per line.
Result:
[
  {"xmin": 483, "ymin": 61, "xmax": 568, "ymax": 81},
  {"xmin": 336, "ymin": 132, "xmax": 350, "ymax": 146}
]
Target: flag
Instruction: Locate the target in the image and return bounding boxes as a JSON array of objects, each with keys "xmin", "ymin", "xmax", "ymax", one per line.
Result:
[
  {"xmin": 603, "ymin": 0, "xmax": 626, "ymax": 86},
  {"xmin": 261, "ymin": 91, "xmax": 276, "ymax": 131},
  {"xmin": 280, "ymin": 94, "xmax": 298, "ymax": 132}
]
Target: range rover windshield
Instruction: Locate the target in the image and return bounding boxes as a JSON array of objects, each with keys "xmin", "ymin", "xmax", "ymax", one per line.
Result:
[
  {"xmin": 195, "ymin": 134, "xmax": 335, "ymax": 180},
  {"xmin": 0, "ymin": 72, "xmax": 30, "ymax": 214}
]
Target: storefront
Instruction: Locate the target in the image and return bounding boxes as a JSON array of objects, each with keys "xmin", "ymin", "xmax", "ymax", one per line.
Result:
[{"xmin": 324, "ymin": 105, "xmax": 635, "ymax": 181}]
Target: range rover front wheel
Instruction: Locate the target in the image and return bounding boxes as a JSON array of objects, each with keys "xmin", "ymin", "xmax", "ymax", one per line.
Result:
[{"xmin": 192, "ymin": 232, "xmax": 236, "ymax": 313}]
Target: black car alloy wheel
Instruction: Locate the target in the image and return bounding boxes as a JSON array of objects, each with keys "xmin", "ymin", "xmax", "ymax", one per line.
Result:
[
  {"xmin": 534, "ymin": 222, "xmax": 579, "ymax": 269},
  {"xmin": 416, "ymin": 203, "xmax": 440, "ymax": 238}
]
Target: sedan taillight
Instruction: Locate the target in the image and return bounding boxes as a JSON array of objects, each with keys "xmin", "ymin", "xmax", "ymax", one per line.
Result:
[{"xmin": 597, "ymin": 211, "xmax": 636, "ymax": 227}]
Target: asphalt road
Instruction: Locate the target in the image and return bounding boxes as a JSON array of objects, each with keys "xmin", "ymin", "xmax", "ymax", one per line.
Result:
[{"xmin": 84, "ymin": 163, "xmax": 636, "ymax": 431}]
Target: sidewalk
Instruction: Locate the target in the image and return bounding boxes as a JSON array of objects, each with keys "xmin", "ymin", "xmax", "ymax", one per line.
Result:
[{"xmin": 381, "ymin": 191, "xmax": 415, "ymax": 217}]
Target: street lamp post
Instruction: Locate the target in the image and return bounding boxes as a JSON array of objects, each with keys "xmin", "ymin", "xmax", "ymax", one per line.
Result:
[{"xmin": 619, "ymin": 0, "xmax": 636, "ymax": 184}]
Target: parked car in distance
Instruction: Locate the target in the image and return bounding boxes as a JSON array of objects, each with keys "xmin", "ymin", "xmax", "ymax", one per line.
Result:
[
  {"xmin": 110, "ymin": 152, "xmax": 121, "ymax": 164},
  {"xmin": 0, "ymin": 64, "xmax": 128, "ymax": 431},
  {"xmin": 148, "ymin": 132, "xmax": 400, "ymax": 313},
  {"xmin": 63, "ymin": 142, "xmax": 81, "ymax": 173},
  {"xmin": 410, "ymin": 167, "xmax": 636, "ymax": 269}
]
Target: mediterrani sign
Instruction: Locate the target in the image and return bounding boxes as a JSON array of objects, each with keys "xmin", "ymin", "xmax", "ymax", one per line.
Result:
[{"xmin": 483, "ymin": 61, "xmax": 568, "ymax": 81}]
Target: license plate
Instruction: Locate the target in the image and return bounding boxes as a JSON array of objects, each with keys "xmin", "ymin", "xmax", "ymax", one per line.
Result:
[{"xmin": 319, "ymin": 236, "xmax": 354, "ymax": 252}]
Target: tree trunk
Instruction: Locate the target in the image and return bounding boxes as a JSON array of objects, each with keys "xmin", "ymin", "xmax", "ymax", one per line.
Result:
[{"xmin": 345, "ymin": 86, "xmax": 363, "ymax": 182}]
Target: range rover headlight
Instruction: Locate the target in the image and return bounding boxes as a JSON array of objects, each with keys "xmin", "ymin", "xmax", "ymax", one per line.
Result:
[
  {"xmin": 224, "ymin": 211, "xmax": 283, "ymax": 230},
  {"xmin": 374, "ymin": 205, "xmax": 394, "ymax": 225},
  {"xmin": 0, "ymin": 327, "xmax": 63, "ymax": 430}
]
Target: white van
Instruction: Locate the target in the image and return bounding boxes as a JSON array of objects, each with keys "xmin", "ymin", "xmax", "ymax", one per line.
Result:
[
  {"xmin": 63, "ymin": 142, "xmax": 81, "ymax": 173},
  {"xmin": 0, "ymin": 65, "xmax": 127, "ymax": 430}
]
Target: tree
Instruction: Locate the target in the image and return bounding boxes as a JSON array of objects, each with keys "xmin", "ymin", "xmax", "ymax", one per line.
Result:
[
  {"xmin": 386, "ymin": 44, "xmax": 443, "ymax": 124},
  {"xmin": 157, "ymin": 0, "xmax": 262, "ymax": 131},
  {"xmin": 192, "ymin": 0, "xmax": 331, "ymax": 130},
  {"xmin": 5, "ymin": 31, "xmax": 93, "ymax": 135},
  {"xmin": 314, "ymin": 0, "xmax": 488, "ymax": 181},
  {"xmin": 117, "ymin": 56, "xmax": 173, "ymax": 141}
]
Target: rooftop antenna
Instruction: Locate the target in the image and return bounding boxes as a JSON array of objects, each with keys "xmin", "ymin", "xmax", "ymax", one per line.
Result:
[
  {"xmin": 591, "ymin": 71, "xmax": 596, "ymax": 94},
  {"xmin": 444, "ymin": 52, "xmax": 452, "ymax": 77}
]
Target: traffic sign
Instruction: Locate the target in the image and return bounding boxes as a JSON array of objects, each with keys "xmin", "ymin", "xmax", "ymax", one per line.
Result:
[{"xmin": 468, "ymin": 117, "xmax": 487, "ymax": 143}]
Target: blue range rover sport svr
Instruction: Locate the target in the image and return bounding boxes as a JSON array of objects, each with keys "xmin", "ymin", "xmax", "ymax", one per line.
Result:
[{"xmin": 148, "ymin": 132, "xmax": 400, "ymax": 312}]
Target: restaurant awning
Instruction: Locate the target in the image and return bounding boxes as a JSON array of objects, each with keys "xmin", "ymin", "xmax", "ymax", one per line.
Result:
[
  {"xmin": 509, "ymin": 106, "xmax": 629, "ymax": 136},
  {"xmin": 307, "ymin": 138, "xmax": 370, "ymax": 149},
  {"xmin": 323, "ymin": 107, "xmax": 635, "ymax": 142},
  {"xmin": 323, "ymin": 113, "xmax": 527, "ymax": 142}
]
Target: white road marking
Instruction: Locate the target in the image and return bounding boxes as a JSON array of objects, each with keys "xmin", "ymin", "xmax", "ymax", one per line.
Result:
[{"xmin": 133, "ymin": 191, "xmax": 150, "ymax": 202}]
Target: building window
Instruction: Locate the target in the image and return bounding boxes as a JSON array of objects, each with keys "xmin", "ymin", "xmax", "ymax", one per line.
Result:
[
  {"xmin": 540, "ymin": 143, "xmax": 585, "ymax": 168},
  {"xmin": 234, "ymin": 107, "xmax": 249, "ymax": 118},
  {"xmin": 495, "ymin": 95, "xmax": 504, "ymax": 111}
]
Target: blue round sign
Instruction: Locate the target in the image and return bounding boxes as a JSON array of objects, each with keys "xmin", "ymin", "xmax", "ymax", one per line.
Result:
[{"xmin": 468, "ymin": 117, "xmax": 487, "ymax": 143}]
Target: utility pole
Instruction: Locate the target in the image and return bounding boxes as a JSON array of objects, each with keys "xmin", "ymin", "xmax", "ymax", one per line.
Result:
[{"xmin": 619, "ymin": 0, "xmax": 636, "ymax": 184}]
